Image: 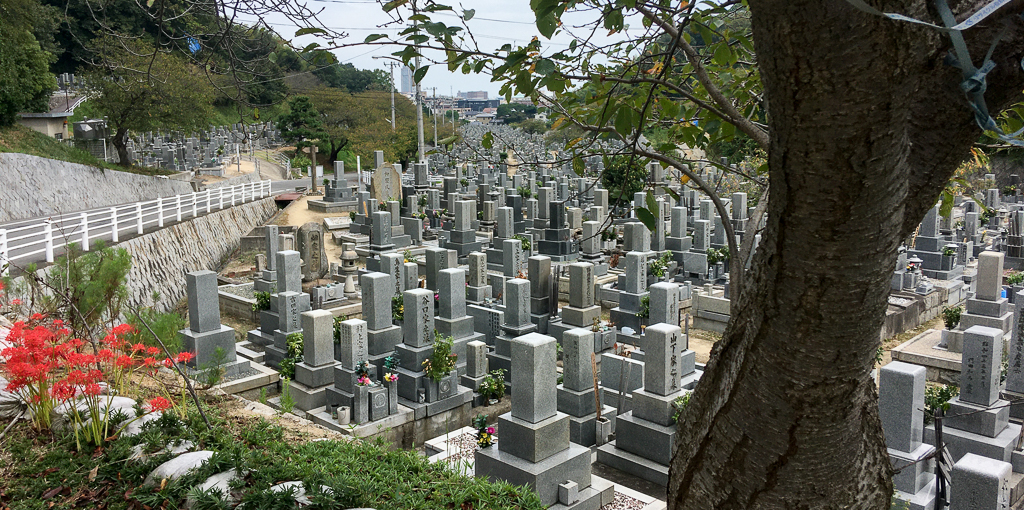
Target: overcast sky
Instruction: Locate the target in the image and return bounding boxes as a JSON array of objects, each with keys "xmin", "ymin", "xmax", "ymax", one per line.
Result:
[{"xmin": 242, "ymin": 0, "xmax": 650, "ymax": 98}]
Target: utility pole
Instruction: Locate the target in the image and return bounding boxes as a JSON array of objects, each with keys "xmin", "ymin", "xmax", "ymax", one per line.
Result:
[
  {"xmin": 413, "ymin": 1, "xmax": 425, "ymax": 163},
  {"xmin": 427, "ymin": 87, "xmax": 437, "ymax": 147},
  {"xmin": 372, "ymin": 57, "xmax": 398, "ymax": 132}
]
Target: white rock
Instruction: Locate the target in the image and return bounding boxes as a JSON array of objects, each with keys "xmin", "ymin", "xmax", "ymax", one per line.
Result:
[
  {"xmin": 129, "ymin": 439, "xmax": 194, "ymax": 463},
  {"xmin": 143, "ymin": 450, "xmax": 215, "ymax": 487},
  {"xmin": 184, "ymin": 468, "xmax": 239, "ymax": 509}
]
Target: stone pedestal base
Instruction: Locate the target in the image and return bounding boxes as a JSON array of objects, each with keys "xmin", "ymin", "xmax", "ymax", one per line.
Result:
[
  {"xmin": 476, "ymin": 442, "xmax": 593, "ymax": 507},
  {"xmin": 924, "ymin": 421, "xmax": 1021, "ymax": 463}
]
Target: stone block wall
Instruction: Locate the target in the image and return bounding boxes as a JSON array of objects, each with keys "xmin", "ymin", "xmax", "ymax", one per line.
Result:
[{"xmin": 0, "ymin": 153, "xmax": 195, "ymax": 223}]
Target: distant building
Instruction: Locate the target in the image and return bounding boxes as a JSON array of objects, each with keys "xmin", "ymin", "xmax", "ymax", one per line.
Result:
[
  {"xmin": 17, "ymin": 112, "xmax": 71, "ymax": 139},
  {"xmin": 457, "ymin": 98, "xmax": 500, "ymax": 112},
  {"xmin": 400, "ymin": 66, "xmax": 413, "ymax": 94}
]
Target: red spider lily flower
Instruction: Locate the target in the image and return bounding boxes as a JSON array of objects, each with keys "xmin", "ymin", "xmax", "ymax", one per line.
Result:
[
  {"xmin": 111, "ymin": 324, "xmax": 135, "ymax": 336},
  {"xmin": 162, "ymin": 358, "xmax": 173, "ymax": 368},
  {"xmin": 97, "ymin": 349, "xmax": 115, "ymax": 361},
  {"xmin": 11, "ymin": 299, "xmax": 21, "ymax": 305},
  {"xmin": 145, "ymin": 396, "xmax": 172, "ymax": 413},
  {"xmin": 131, "ymin": 343, "xmax": 146, "ymax": 353},
  {"xmin": 83, "ymin": 383, "xmax": 102, "ymax": 396},
  {"xmin": 50, "ymin": 381, "xmax": 76, "ymax": 402},
  {"xmin": 115, "ymin": 355, "xmax": 134, "ymax": 369},
  {"xmin": 175, "ymin": 352, "xmax": 195, "ymax": 364},
  {"xmin": 142, "ymin": 357, "xmax": 157, "ymax": 368},
  {"xmin": 146, "ymin": 347, "xmax": 161, "ymax": 356},
  {"xmin": 52, "ymin": 319, "xmax": 62, "ymax": 327},
  {"xmin": 30, "ymin": 313, "xmax": 43, "ymax": 321}
]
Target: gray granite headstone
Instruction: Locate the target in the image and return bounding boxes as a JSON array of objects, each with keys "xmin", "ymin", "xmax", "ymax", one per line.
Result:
[
  {"xmin": 360, "ymin": 272, "xmax": 393, "ymax": 331},
  {"xmin": 510, "ymin": 332, "xmax": 558, "ymax": 423},
  {"xmin": 976, "ymin": 251, "xmax": 1004, "ymax": 301},
  {"xmin": 277, "ymin": 291, "xmax": 303, "ymax": 333},
  {"xmin": 403, "ymin": 288, "xmax": 435, "ymax": 348},
  {"xmin": 649, "ymin": 282, "xmax": 678, "ymax": 327},
  {"xmin": 468, "ymin": 252, "xmax": 488, "ymax": 287},
  {"xmin": 338, "ymin": 319, "xmax": 368, "ymax": 369},
  {"xmin": 960, "ymin": 325, "xmax": 1003, "ymax": 407},
  {"xmin": 671, "ymin": 207, "xmax": 687, "ymax": 238},
  {"xmin": 371, "ymin": 211, "xmax": 393, "ymax": 247},
  {"xmin": 878, "ymin": 361, "xmax": 925, "ymax": 453},
  {"xmin": 186, "ymin": 270, "xmax": 220, "ymax": 333},
  {"xmin": 644, "ymin": 323, "xmax": 682, "ymax": 396},
  {"xmin": 529, "ymin": 256, "xmax": 552, "ymax": 302},
  {"xmin": 503, "ymin": 239, "xmax": 525, "ymax": 277},
  {"xmin": 562, "ymin": 328, "xmax": 594, "ymax": 392},
  {"xmin": 454, "ymin": 200, "xmax": 474, "ymax": 231},
  {"xmin": 581, "ymin": 221, "xmax": 600, "ymax": 254},
  {"xmin": 568, "ymin": 262, "xmax": 595, "ymax": 309},
  {"xmin": 949, "ymin": 453, "xmax": 1011, "ymax": 510},
  {"xmin": 438, "ymin": 268, "xmax": 467, "ymax": 319},
  {"xmin": 265, "ymin": 225, "xmax": 279, "ymax": 270},
  {"xmin": 1007, "ymin": 289, "xmax": 1024, "ymax": 394},
  {"xmin": 693, "ymin": 220, "xmax": 711, "ymax": 252},
  {"xmin": 301, "ymin": 310, "xmax": 334, "ymax": 367},
  {"xmin": 277, "ymin": 250, "xmax": 302, "ymax": 294},
  {"xmin": 623, "ymin": 252, "xmax": 646, "ymax": 295},
  {"xmin": 380, "ymin": 252, "xmax": 405, "ymax": 296},
  {"xmin": 504, "ymin": 278, "xmax": 531, "ymax": 328},
  {"xmin": 467, "ymin": 340, "xmax": 488, "ymax": 378}
]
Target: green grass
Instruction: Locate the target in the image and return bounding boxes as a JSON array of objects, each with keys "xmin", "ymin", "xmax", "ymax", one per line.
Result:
[
  {"xmin": 0, "ymin": 124, "xmax": 174, "ymax": 176},
  {"xmin": 0, "ymin": 396, "xmax": 544, "ymax": 510}
]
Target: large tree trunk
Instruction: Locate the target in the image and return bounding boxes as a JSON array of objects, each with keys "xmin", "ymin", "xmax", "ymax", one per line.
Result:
[
  {"xmin": 669, "ymin": 1, "xmax": 1024, "ymax": 508},
  {"xmin": 113, "ymin": 127, "xmax": 130, "ymax": 168}
]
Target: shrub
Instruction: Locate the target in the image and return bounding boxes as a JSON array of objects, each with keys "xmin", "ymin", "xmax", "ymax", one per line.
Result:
[
  {"xmin": 252, "ymin": 291, "xmax": 272, "ymax": 312},
  {"xmin": 942, "ymin": 306, "xmax": 962, "ymax": 330},
  {"xmin": 924, "ymin": 384, "xmax": 959, "ymax": 424},
  {"xmin": 480, "ymin": 369, "xmax": 507, "ymax": 401},
  {"xmin": 422, "ymin": 332, "xmax": 457, "ymax": 382},
  {"xmin": 392, "ymin": 295, "xmax": 404, "ymax": 321}
]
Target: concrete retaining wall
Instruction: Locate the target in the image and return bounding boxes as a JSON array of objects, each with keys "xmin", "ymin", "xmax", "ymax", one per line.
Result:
[
  {"xmin": 0, "ymin": 153, "xmax": 195, "ymax": 223},
  {"xmin": 117, "ymin": 198, "xmax": 277, "ymax": 312},
  {"xmin": 6, "ymin": 197, "xmax": 277, "ymax": 315}
]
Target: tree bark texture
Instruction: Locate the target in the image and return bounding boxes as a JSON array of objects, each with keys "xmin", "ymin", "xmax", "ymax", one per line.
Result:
[
  {"xmin": 669, "ymin": 1, "xmax": 1024, "ymax": 508},
  {"xmin": 114, "ymin": 127, "xmax": 130, "ymax": 168}
]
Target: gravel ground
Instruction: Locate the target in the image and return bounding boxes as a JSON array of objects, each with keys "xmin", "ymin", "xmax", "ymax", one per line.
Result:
[
  {"xmin": 602, "ymin": 491, "xmax": 647, "ymax": 510},
  {"xmin": 221, "ymin": 283, "xmax": 256, "ymax": 299}
]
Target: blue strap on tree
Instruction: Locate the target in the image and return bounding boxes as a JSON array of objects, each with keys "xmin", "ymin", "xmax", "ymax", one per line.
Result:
[{"xmin": 844, "ymin": 0, "xmax": 1024, "ymax": 146}]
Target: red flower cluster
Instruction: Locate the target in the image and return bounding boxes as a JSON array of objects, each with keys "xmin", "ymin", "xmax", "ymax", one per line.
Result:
[
  {"xmin": 145, "ymin": 396, "xmax": 172, "ymax": 412},
  {"xmin": 0, "ymin": 317, "xmax": 195, "ymax": 430}
]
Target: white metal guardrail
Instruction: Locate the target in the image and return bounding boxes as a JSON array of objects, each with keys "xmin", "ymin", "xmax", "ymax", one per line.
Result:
[{"xmin": 0, "ymin": 179, "xmax": 272, "ymax": 276}]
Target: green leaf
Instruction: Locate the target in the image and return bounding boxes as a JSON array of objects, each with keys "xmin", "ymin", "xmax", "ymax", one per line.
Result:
[
  {"xmin": 268, "ymin": 52, "xmax": 278, "ymax": 63},
  {"xmin": 409, "ymin": 14, "xmax": 429, "ymax": 21},
  {"xmin": 662, "ymin": 99, "xmax": 679, "ymax": 119},
  {"xmin": 636, "ymin": 207, "xmax": 657, "ymax": 232},
  {"xmin": 302, "ymin": 42, "xmax": 321, "ymax": 53},
  {"xmin": 569, "ymin": 40, "xmax": 577, "ymax": 51},
  {"xmin": 534, "ymin": 59, "xmax": 556, "ymax": 76},
  {"xmin": 713, "ymin": 44, "xmax": 733, "ymax": 66},
  {"xmin": 414, "ymin": 66, "xmax": 429, "ymax": 83},
  {"xmin": 572, "ymin": 156, "xmax": 585, "ymax": 176},
  {"xmin": 614, "ymin": 107, "xmax": 633, "ymax": 137},
  {"xmin": 604, "ymin": 8, "xmax": 624, "ymax": 32},
  {"xmin": 939, "ymin": 190, "xmax": 954, "ymax": 219},
  {"xmin": 463, "ymin": 8, "xmax": 475, "ymax": 20},
  {"xmin": 382, "ymin": 0, "xmax": 407, "ymax": 11},
  {"xmin": 661, "ymin": 186, "xmax": 681, "ymax": 202},
  {"xmin": 364, "ymin": 33, "xmax": 389, "ymax": 43},
  {"xmin": 295, "ymin": 27, "xmax": 327, "ymax": 37},
  {"xmin": 482, "ymin": 131, "xmax": 493, "ymax": 150},
  {"xmin": 439, "ymin": 135, "xmax": 459, "ymax": 145},
  {"xmin": 537, "ymin": 13, "xmax": 558, "ymax": 39},
  {"xmin": 515, "ymin": 70, "xmax": 534, "ymax": 94},
  {"xmin": 645, "ymin": 191, "xmax": 658, "ymax": 216}
]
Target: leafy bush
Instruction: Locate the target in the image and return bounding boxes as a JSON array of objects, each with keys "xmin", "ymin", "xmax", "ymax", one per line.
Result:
[
  {"xmin": 252, "ymin": 291, "xmax": 272, "ymax": 312},
  {"xmin": 1008, "ymin": 271, "xmax": 1024, "ymax": 285},
  {"xmin": 422, "ymin": 332, "xmax": 457, "ymax": 382},
  {"xmin": 636, "ymin": 295, "xmax": 651, "ymax": 319},
  {"xmin": 480, "ymin": 369, "xmax": 507, "ymax": 401},
  {"xmin": 942, "ymin": 306, "xmax": 962, "ymax": 330},
  {"xmin": 648, "ymin": 251, "xmax": 673, "ymax": 278},
  {"xmin": 924, "ymin": 384, "xmax": 959, "ymax": 424},
  {"xmin": 392, "ymin": 295, "xmax": 404, "ymax": 321},
  {"xmin": 512, "ymin": 234, "xmax": 531, "ymax": 252}
]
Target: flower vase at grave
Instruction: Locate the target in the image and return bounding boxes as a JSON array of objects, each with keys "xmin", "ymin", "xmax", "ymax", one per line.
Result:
[
  {"xmin": 337, "ymin": 406, "xmax": 350, "ymax": 425},
  {"xmin": 384, "ymin": 378, "xmax": 398, "ymax": 415},
  {"xmin": 595, "ymin": 416, "xmax": 612, "ymax": 446},
  {"xmin": 353, "ymin": 385, "xmax": 370, "ymax": 424}
]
